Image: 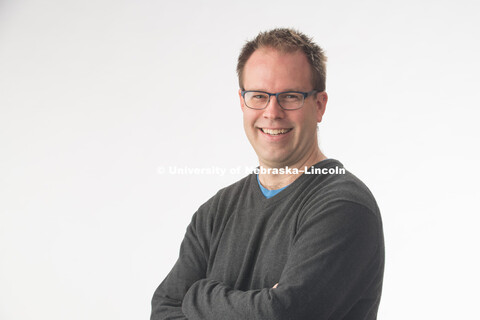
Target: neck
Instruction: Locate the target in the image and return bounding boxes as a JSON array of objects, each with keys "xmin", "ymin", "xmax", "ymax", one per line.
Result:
[{"xmin": 258, "ymin": 148, "xmax": 327, "ymax": 190}]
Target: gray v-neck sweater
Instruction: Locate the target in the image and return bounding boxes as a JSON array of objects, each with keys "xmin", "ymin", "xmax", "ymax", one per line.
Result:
[{"xmin": 151, "ymin": 159, "xmax": 384, "ymax": 320}]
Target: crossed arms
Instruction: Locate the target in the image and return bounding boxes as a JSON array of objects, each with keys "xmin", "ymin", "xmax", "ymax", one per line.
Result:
[{"xmin": 151, "ymin": 200, "xmax": 383, "ymax": 320}]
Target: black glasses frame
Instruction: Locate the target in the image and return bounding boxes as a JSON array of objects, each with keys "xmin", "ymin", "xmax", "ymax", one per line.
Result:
[{"xmin": 241, "ymin": 90, "xmax": 318, "ymax": 110}]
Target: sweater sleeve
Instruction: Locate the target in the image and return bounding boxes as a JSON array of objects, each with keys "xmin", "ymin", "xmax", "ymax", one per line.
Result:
[
  {"xmin": 151, "ymin": 210, "xmax": 210, "ymax": 320},
  {"xmin": 181, "ymin": 201, "xmax": 383, "ymax": 320}
]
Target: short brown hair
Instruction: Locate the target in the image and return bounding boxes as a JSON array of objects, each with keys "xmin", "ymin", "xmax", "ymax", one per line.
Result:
[{"xmin": 236, "ymin": 28, "xmax": 327, "ymax": 92}]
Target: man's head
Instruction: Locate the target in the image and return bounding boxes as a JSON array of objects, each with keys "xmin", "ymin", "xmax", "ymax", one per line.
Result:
[
  {"xmin": 238, "ymin": 29, "xmax": 328, "ymax": 169},
  {"xmin": 237, "ymin": 28, "xmax": 327, "ymax": 92}
]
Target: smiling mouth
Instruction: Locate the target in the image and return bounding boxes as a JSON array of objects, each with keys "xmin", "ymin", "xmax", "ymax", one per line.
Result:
[{"xmin": 260, "ymin": 128, "xmax": 293, "ymax": 136}]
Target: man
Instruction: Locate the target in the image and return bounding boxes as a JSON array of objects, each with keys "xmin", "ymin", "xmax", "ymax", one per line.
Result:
[{"xmin": 151, "ymin": 28, "xmax": 384, "ymax": 319}]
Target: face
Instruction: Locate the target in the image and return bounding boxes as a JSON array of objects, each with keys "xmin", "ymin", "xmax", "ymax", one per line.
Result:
[{"xmin": 240, "ymin": 47, "xmax": 327, "ymax": 168}]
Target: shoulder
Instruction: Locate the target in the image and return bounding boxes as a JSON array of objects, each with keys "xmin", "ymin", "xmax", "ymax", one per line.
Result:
[
  {"xmin": 302, "ymin": 159, "xmax": 380, "ymax": 217},
  {"xmin": 214, "ymin": 173, "xmax": 254, "ymax": 201},
  {"xmin": 201, "ymin": 173, "xmax": 254, "ymax": 210},
  {"xmin": 191, "ymin": 173, "xmax": 256, "ymax": 226},
  {"xmin": 296, "ymin": 160, "xmax": 384, "ymax": 255},
  {"xmin": 292, "ymin": 159, "xmax": 383, "ymax": 243}
]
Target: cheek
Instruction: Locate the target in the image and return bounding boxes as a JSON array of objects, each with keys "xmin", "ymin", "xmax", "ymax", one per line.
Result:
[
  {"xmin": 301, "ymin": 106, "xmax": 320, "ymax": 126},
  {"xmin": 243, "ymin": 114, "xmax": 256, "ymax": 137},
  {"xmin": 242, "ymin": 113, "xmax": 251, "ymax": 128},
  {"xmin": 293, "ymin": 113, "xmax": 317, "ymax": 133},
  {"xmin": 243, "ymin": 111, "xmax": 258, "ymax": 128}
]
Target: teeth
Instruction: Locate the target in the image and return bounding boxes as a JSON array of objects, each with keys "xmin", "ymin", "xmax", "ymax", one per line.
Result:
[{"xmin": 261, "ymin": 128, "xmax": 291, "ymax": 135}]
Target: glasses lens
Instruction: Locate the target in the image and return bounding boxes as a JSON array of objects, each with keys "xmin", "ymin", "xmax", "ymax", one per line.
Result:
[
  {"xmin": 245, "ymin": 91, "xmax": 269, "ymax": 109},
  {"xmin": 278, "ymin": 92, "xmax": 304, "ymax": 110}
]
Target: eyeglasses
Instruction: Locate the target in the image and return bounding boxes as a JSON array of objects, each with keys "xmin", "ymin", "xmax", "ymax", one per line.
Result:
[{"xmin": 241, "ymin": 90, "xmax": 318, "ymax": 110}]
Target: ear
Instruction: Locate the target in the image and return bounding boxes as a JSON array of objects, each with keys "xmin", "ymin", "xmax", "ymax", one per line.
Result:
[
  {"xmin": 315, "ymin": 91, "xmax": 328, "ymax": 123},
  {"xmin": 239, "ymin": 89, "xmax": 245, "ymax": 112}
]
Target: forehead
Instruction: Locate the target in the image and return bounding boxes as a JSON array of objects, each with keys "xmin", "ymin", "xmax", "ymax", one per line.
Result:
[{"xmin": 243, "ymin": 47, "xmax": 312, "ymax": 91}]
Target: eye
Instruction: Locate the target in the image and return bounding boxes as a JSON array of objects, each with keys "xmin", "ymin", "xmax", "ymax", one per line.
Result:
[
  {"xmin": 281, "ymin": 93, "xmax": 302, "ymax": 101},
  {"xmin": 251, "ymin": 93, "xmax": 268, "ymax": 100}
]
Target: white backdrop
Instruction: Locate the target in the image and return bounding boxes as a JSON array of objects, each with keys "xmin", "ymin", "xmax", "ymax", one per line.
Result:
[{"xmin": 1, "ymin": 0, "xmax": 479, "ymax": 319}]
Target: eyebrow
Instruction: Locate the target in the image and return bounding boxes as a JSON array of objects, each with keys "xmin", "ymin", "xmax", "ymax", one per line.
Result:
[{"xmin": 245, "ymin": 88, "xmax": 306, "ymax": 92}]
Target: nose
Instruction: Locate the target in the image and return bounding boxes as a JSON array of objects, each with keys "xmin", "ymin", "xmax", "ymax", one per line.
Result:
[{"xmin": 262, "ymin": 95, "xmax": 285, "ymax": 120}]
